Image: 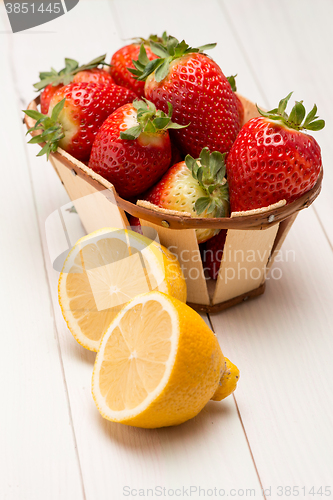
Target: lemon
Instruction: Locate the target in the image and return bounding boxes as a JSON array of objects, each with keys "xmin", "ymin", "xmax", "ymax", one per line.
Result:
[
  {"xmin": 92, "ymin": 291, "xmax": 239, "ymax": 428},
  {"xmin": 58, "ymin": 228, "xmax": 186, "ymax": 352},
  {"xmin": 211, "ymin": 358, "xmax": 240, "ymax": 401}
]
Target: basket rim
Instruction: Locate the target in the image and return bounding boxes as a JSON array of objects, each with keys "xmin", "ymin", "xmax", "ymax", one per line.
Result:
[{"xmin": 25, "ymin": 96, "xmax": 323, "ymax": 231}]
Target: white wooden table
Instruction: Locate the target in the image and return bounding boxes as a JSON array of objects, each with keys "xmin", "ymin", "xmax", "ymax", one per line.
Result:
[{"xmin": 1, "ymin": 1, "xmax": 333, "ymax": 499}]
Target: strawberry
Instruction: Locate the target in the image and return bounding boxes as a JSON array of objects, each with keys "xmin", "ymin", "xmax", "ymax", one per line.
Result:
[
  {"xmin": 40, "ymin": 84, "xmax": 63, "ymax": 114},
  {"xmin": 144, "ymin": 147, "xmax": 229, "ymax": 243},
  {"xmin": 202, "ymin": 229, "xmax": 227, "ymax": 280},
  {"xmin": 24, "ymin": 82, "xmax": 136, "ymax": 161},
  {"xmin": 227, "ymin": 75, "xmax": 244, "ymax": 125},
  {"xmin": 129, "ymin": 216, "xmax": 143, "ymax": 234},
  {"xmin": 131, "ymin": 35, "xmax": 241, "ymax": 157},
  {"xmin": 226, "ymin": 93, "xmax": 325, "ymax": 212},
  {"xmin": 110, "ymin": 38, "xmax": 159, "ymax": 98},
  {"xmin": 88, "ymin": 99, "xmax": 186, "ymax": 199},
  {"xmin": 170, "ymin": 142, "xmax": 183, "ymax": 166},
  {"xmin": 36, "ymin": 55, "xmax": 113, "ymax": 114},
  {"xmin": 40, "ymin": 70, "xmax": 114, "ymax": 115}
]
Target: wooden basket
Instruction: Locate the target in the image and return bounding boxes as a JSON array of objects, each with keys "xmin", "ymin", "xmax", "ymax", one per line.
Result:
[{"xmin": 25, "ymin": 95, "xmax": 322, "ymax": 313}]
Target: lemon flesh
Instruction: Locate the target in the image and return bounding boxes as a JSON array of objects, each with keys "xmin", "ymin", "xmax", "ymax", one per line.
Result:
[
  {"xmin": 58, "ymin": 228, "xmax": 186, "ymax": 351},
  {"xmin": 92, "ymin": 291, "xmax": 237, "ymax": 428}
]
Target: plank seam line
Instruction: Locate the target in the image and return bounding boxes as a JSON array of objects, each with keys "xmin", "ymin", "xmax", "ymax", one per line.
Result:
[
  {"xmin": 107, "ymin": 0, "xmax": 125, "ymax": 40},
  {"xmin": 216, "ymin": 0, "xmax": 270, "ymax": 110},
  {"xmin": 232, "ymin": 394, "xmax": 267, "ymax": 500},
  {"xmin": 3, "ymin": 20, "xmax": 87, "ymax": 500},
  {"xmin": 206, "ymin": 314, "xmax": 266, "ymax": 499},
  {"xmin": 312, "ymin": 203, "xmax": 333, "ymax": 254}
]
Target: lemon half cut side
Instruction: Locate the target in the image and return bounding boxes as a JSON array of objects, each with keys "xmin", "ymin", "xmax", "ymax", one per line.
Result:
[
  {"xmin": 58, "ymin": 228, "xmax": 186, "ymax": 352},
  {"xmin": 92, "ymin": 291, "xmax": 239, "ymax": 428}
]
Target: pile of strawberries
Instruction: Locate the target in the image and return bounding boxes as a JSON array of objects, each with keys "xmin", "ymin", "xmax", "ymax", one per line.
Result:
[{"xmin": 25, "ymin": 33, "xmax": 324, "ymax": 280}]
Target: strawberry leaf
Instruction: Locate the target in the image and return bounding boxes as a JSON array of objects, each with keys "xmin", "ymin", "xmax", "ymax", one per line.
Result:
[
  {"xmin": 150, "ymin": 41, "xmax": 170, "ymax": 58},
  {"xmin": 132, "ymin": 36, "xmax": 216, "ymax": 82},
  {"xmin": 137, "ymin": 43, "xmax": 150, "ymax": 66},
  {"xmin": 119, "ymin": 98, "xmax": 187, "ymax": 140},
  {"xmin": 51, "ymin": 98, "xmax": 66, "ymax": 121},
  {"xmin": 120, "ymin": 125, "xmax": 142, "ymax": 140},
  {"xmin": 304, "ymin": 119, "xmax": 325, "ymax": 131},
  {"xmin": 165, "ymin": 122, "xmax": 188, "ymax": 130},
  {"xmin": 153, "ymin": 117, "xmax": 171, "ymax": 129},
  {"xmin": 257, "ymin": 93, "xmax": 325, "ymax": 132},
  {"xmin": 227, "ymin": 75, "xmax": 237, "ymax": 92},
  {"xmin": 185, "ymin": 147, "xmax": 229, "ymax": 218},
  {"xmin": 289, "ymin": 101, "xmax": 305, "ymax": 126},
  {"xmin": 195, "ymin": 197, "xmax": 211, "ymax": 216},
  {"xmin": 33, "ymin": 54, "xmax": 108, "ymax": 91},
  {"xmin": 277, "ymin": 92, "xmax": 293, "ymax": 116},
  {"xmin": 23, "ymin": 101, "xmax": 65, "ymax": 158},
  {"xmin": 154, "ymin": 57, "xmax": 172, "ymax": 82},
  {"xmin": 197, "ymin": 43, "xmax": 217, "ymax": 52}
]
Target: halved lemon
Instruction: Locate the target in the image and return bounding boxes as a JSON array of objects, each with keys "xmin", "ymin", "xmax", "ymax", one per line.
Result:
[
  {"xmin": 92, "ymin": 291, "xmax": 239, "ymax": 428},
  {"xmin": 58, "ymin": 228, "xmax": 186, "ymax": 351}
]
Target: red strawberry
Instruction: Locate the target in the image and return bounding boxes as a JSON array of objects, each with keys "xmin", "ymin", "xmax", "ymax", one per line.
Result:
[
  {"xmin": 170, "ymin": 142, "xmax": 183, "ymax": 166},
  {"xmin": 202, "ymin": 229, "xmax": 227, "ymax": 280},
  {"xmin": 25, "ymin": 82, "xmax": 136, "ymax": 161},
  {"xmin": 227, "ymin": 75, "xmax": 244, "ymax": 125},
  {"xmin": 132, "ymin": 35, "xmax": 241, "ymax": 157},
  {"xmin": 40, "ymin": 84, "xmax": 62, "ymax": 114},
  {"xmin": 40, "ymin": 70, "xmax": 114, "ymax": 115},
  {"xmin": 129, "ymin": 216, "xmax": 143, "ymax": 234},
  {"xmin": 88, "ymin": 99, "xmax": 186, "ymax": 199},
  {"xmin": 144, "ymin": 148, "xmax": 229, "ymax": 243},
  {"xmin": 226, "ymin": 93, "xmax": 325, "ymax": 212},
  {"xmin": 36, "ymin": 55, "xmax": 113, "ymax": 114},
  {"xmin": 110, "ymin": 40, "xmax": 159, "ymax": 98},
  {"xmin": 72, "ymin": 68, "xmax": 114, "ymax": 86}
]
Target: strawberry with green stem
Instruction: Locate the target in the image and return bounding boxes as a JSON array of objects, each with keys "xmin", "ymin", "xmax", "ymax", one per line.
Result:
[
  {"xmin": 88, "ymin": 99, "xmax": 186, "ymax": 199},
  {"xmin": 24, "ymin": 82, "xmax": 136, "ymax": 161},
  {"xmin": 226, "ymin": 93, "xmax": 324, "ymax": 212},
  {"xmin": 144, "ymin": 147, "xmax": 229, "ymax": 243},
  {"xmin": 130, "ymin": 35, "xmax": 241, "ymax": 158},
  {"xmin": 34, "ymin": 55, "xmax": 114, "ymax": 114},
  {"xmin": 110, "ymin": 36, "xmax": 160, "ymax": 98}
]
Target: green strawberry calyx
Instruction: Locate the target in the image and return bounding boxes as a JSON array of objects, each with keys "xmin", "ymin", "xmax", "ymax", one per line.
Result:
[
  {"xmin": 129, "ymin": 35, "xmax": 216, "ymax": 83},
  {"xmin": 128, "ymin": 32, "xmax": 167, "ymax": 46},
  {"xmin": 23, "ymin": 98, "xmax": 66, "ymax": 159},
  {"xmin": 120, "ymin": 99, "xmax": 188, "ymax": 140},
  {"xmin": 185, "ymin": 147, "xmax": 229, "ymax": 218},
  {"xmin": 227, "ymin": 75, "xmax": 238, "ymax": 93},
  {"xmin": 33, "ymin": 55, "xmax": 109, "ymax": 91},
  {"xmin": 257, "ymin": 92, "xmax": 325, "ymax": 131}
]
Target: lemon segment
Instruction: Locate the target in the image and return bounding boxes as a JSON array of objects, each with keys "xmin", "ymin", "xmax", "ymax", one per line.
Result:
[
  {"xmin": 58, "ymin": 228, "xmax": 186, "ymax": 352},
  {"xmin": 92, "ymin": 291, "xmax": 234, "ymax": 428}
]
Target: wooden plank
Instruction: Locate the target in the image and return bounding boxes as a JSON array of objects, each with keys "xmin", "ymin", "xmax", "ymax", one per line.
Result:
[
  {"xmin": 0, "ymin": 7, "xmax": 84, "ymax": 500},
  {"xmin": 209, "ymin": 208, "xmax": 333, "ymax": 494}
]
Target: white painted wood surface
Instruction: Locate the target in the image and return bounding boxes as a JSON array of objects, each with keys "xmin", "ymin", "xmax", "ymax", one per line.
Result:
[{"xmin": 1, "ymin": 0, "xmax": 332, "ymax": 499}]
